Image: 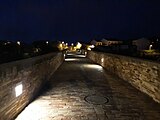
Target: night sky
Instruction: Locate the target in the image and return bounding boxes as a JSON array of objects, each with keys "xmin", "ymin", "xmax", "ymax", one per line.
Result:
[{"xmin": 0, "ymin": 0, "xmax": 160, "ymax": 43}]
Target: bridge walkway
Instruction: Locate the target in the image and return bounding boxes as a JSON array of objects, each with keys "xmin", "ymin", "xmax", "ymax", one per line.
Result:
[{"xmin": 16, "ymin": 53, "xmax": 160, "ymax": 120}]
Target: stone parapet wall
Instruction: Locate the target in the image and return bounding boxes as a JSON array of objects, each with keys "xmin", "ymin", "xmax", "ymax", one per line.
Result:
[
  {"xmin": 0, "ymin": 52, "xmax": 64, "ymax": 120},
  {"xmin": 87, "ymin": 51, "xmax": 160, "ymax": 103}
]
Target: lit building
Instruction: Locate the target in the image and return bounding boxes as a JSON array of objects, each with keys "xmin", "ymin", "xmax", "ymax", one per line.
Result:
[
  {"xmin": 90, "ymin": 40, "xmax": 102, "ymax": 46},
  {"xmin": 132, "ymin": 38, "xmax": 150, "ymax": 51},
  {"xmin": 101, "ymin": 39, "xmax": 123, "ymax": 46}
]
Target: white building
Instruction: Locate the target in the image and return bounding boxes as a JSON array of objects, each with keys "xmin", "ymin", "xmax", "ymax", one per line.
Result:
[
  {"xmin": 132, "ymin": 38, "xmax": 150, "ymax": 51},
  {"xmin": 90, "ymin": 40, "xmax": 102, "ymax": 46},
  {"xmin": 101, "ymin": 39, "xmax": 123, "ymax": 46}
]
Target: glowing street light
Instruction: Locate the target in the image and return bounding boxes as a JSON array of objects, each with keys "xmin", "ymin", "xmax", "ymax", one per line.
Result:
[
  {"xmin": 149, "ymin": 44, "xmax": 152, "ymax": 50},
  {"xmin": 46, "ymin": 41, "xmax": 49, "ymax": 44},
  {"xmin": 76, "ymin": 42, "xmax": 82, "ymax": 49},
  {"xmin": 17, "ymin": 41, "xmax": 21, "ymax": 45}
]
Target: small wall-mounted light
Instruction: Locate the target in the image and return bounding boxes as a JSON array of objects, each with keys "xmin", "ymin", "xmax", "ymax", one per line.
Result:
[
  {"xmin": 15, "ymin": 82, "xmax": 23, "ymax": 97},
  {"xmin": 101, "ymin": 58, "xmax": 104, "ymax": 63},
  {"xmin": 85, "ymin": 51, "xmax": 87, "ymax": 56},
  {"xmin": 46, "ymin": 41, "xmax": 49, "ymax": 44}
]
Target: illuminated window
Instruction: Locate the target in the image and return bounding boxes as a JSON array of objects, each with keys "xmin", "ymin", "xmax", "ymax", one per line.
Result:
[{"xmin": 15, "ymin": 83, "xmax": 23, "ymax": 97}]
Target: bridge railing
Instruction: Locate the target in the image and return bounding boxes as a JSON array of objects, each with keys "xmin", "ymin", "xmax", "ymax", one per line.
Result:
[
  {"xmin": 87, "ymin": 51, "xmax": 160, "ymax": 103},
  {"xmin": 0, "ymin": 52, "xmax": 64, "ymax": 120}
]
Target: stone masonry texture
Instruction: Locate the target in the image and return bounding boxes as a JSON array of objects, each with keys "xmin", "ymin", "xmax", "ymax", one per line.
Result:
[
  {"xmin": 0, "ymin": 52, "xmax": 63, "ymax": 120},
  {"xmin": 15, "ymin": 53, "xmax": 160, "ymax": 120},
  {"xmin": 87, "ymin": 51, "xmax": 160, "ymax": 103}
]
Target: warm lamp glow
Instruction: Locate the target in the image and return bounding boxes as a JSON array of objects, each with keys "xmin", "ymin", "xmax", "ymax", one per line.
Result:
[
  {"xmin": 74, "ymin": 55, "xmax": 86, "ymax": 58},
  {"xmin": 83, "ymin": 64, "xmax": 103, "ymax": 70},
  {"xmin": 85, "ymin": 52, "xmax": 87, "ymax": 56},
  {"xmin": 66, "ymin": 53, "xmax": 74, "ymax": 56},
  {"xmin": 76, "ymin": 42, "xmax": 82, "ymax": 49},
  {"xmin": 87, "ymin": 47, "xmax": 91, "ymax": 51}
]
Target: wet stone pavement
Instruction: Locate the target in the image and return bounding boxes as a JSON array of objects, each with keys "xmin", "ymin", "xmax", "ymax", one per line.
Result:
[{"xmin": 15, "ymin": 53, "xmax": 160, "ymax": 120}]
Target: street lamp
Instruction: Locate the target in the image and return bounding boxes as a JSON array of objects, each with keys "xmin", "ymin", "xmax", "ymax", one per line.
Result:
[
  {"xmin": 17, "ymin": 41, "xmax": 21, "ymax": 45},
  {"xmin": 149, "ymin": 44, "xmax": 152, "ymax": 50}
]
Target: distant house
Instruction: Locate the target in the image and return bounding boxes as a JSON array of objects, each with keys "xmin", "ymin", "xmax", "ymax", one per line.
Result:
[
  {"xmin": 90, "ymin": 40, "xmax": 102, "ymax": 46},
  {"xmin": 132, "ymin": 38, "xmax": 150, "ymax": 51},
  {"xmin": 101, "ymin": 39, "xmax": 123, "ymax": 46}
]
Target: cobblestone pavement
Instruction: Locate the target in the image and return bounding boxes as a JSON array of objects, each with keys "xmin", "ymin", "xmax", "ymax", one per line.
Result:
[{"xmin": 16, "ymin": 53, "xmax": 160, "ymax": 120}]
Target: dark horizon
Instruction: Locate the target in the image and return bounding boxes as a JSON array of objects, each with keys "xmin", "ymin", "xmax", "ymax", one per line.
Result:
[{"xmin": 0, "ymin": 0, "xmax": 160, "ymax": 44}]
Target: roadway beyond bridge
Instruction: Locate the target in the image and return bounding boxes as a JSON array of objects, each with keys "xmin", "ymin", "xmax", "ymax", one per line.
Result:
[{"xmin": 15, "ymin": 52, "xmax": 160, "ymax": 120}]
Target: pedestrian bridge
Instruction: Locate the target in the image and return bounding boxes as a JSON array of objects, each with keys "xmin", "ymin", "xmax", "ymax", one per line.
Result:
[{"xmin": 0, "ymin": 51, "xmax": 160, "ymax": 120}]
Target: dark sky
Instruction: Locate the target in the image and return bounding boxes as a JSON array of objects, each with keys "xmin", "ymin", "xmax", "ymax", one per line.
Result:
[{"xmin": 0, "ymin": 0, "xmax": 160, "ymax": 43}]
